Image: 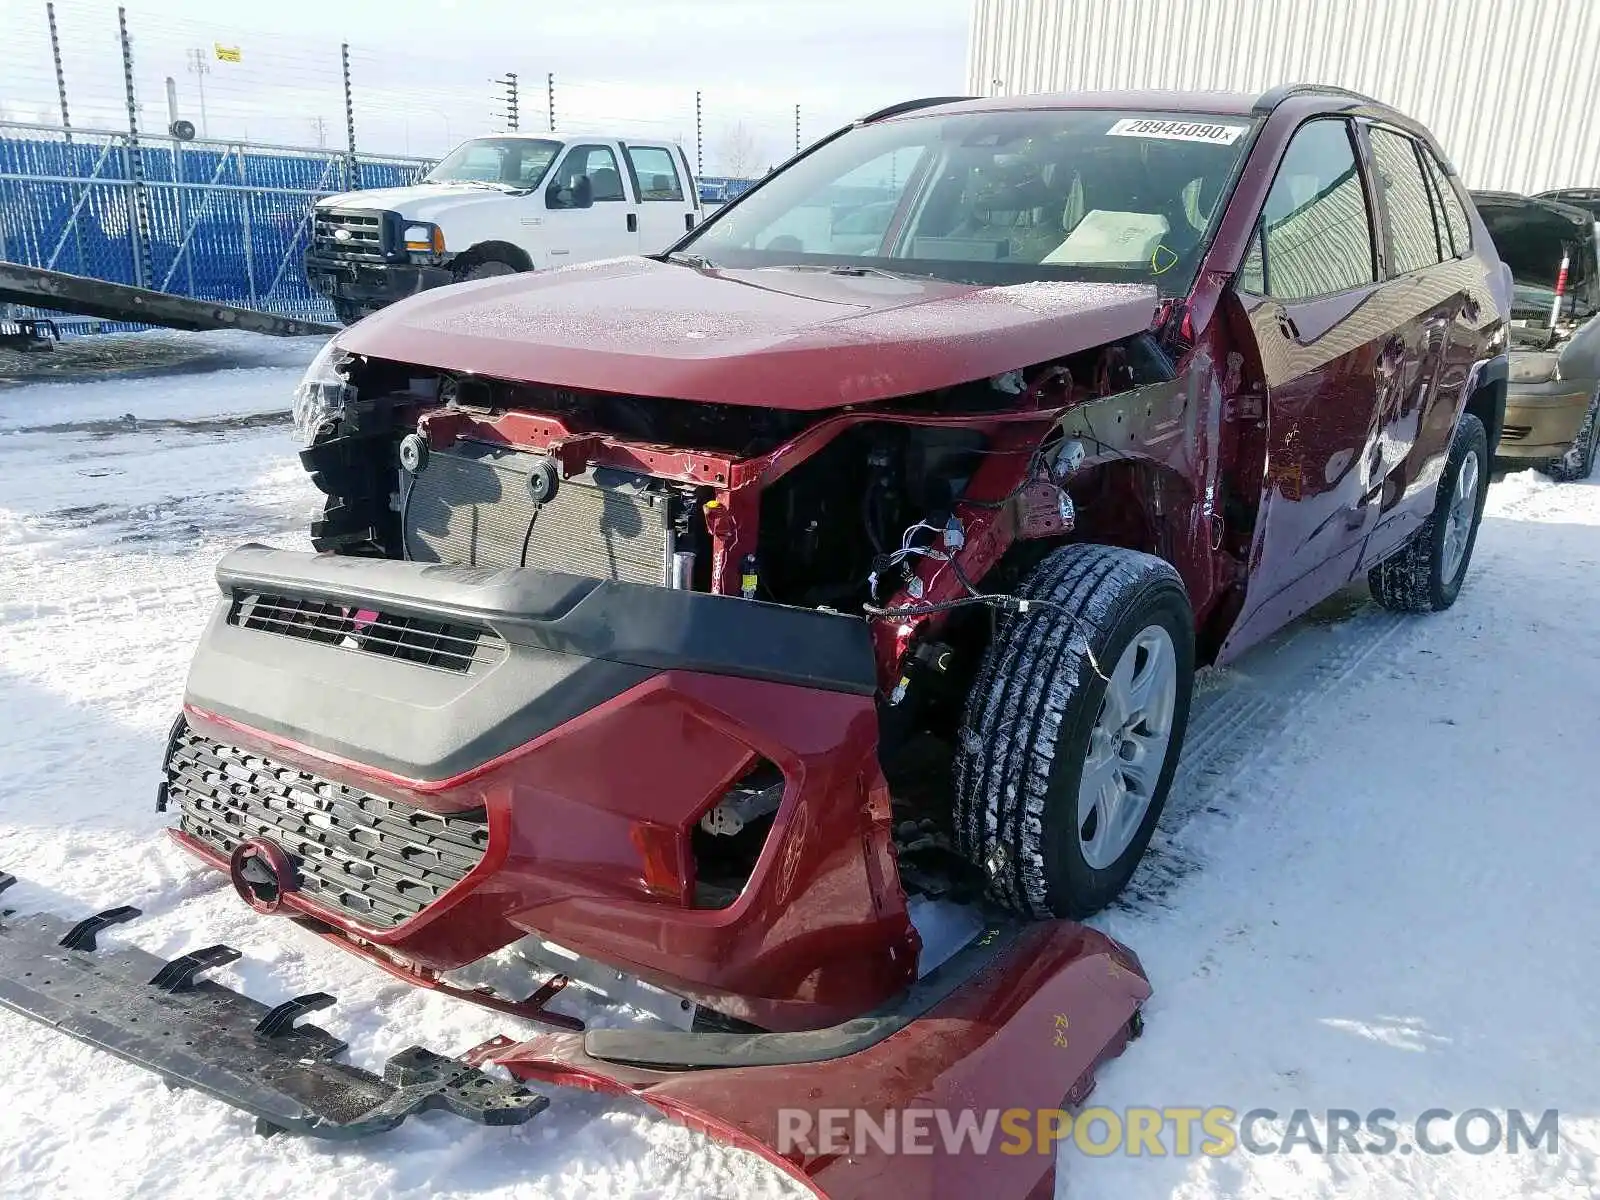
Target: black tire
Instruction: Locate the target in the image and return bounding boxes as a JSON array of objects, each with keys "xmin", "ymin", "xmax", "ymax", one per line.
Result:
[
  {"xmin": 1368, "ymin": 412, "xmax": 1489, "ymax": 613},
  {"xmin": 953, "ymin": 544, "xmax": 1195, "ymax": 919},
  {"xmin": 453, "ymin": 256, "xmax": 520, "ymax": 283},
  {"xmin": 1536, "ymin": 390, "xmax": 1599, "ymax": 483},
  {"xmin": 332, "ymin": 298, "xmax": 366, "ymax": 326}
]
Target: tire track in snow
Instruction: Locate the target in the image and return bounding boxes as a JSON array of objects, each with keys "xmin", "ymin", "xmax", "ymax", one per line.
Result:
[{"xmin": 1117, "ymin": 469, "xmax": 1570, "ymax": 915}]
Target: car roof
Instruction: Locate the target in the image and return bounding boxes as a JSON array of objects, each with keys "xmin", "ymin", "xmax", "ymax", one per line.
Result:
[{"xmin": 868, "ymin": 84, "xmax": 1397, "ymax": 124}]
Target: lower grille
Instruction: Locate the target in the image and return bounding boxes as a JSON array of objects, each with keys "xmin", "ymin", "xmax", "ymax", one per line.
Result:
[
  {"xmin": 403, "ymin": 441, "xmax": 670, "ymax": 584},
  {"xmin": 166, "ymin": 725, "xmax": 489, "ymax": 929},
  {"xmin": 1501, "ymin": 424, "xmax": 1532, "ymax": 442}
]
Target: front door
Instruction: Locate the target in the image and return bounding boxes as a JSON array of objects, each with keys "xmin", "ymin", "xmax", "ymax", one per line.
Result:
[
  {"xmin": 1222, "ymin": 117, "xmax": 1389, "ymax": 657},
  {"xmin": 546, "ymin": 142, "xmax": 640, "ymax": 265}
]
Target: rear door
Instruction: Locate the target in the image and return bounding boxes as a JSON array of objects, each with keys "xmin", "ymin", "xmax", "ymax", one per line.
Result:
[
  {"xmin": 1223, "ymin": 117, "xmax": 1388, "ymax": 654},
  {"xmin": 545, "ymin": 141, "xmax": 640, "ymax": 265},
  {"xmin": 622, "ymin": 142, "xmax": 696, "ymax": 251},
  {"xmin": 1355, "ymin": 124, "xmax": 1482, "ymax": 569}
]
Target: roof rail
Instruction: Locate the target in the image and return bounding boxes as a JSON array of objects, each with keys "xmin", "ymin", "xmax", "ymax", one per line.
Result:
[
  {"xmin": 1253, "ymin": 83, "xmax": 1382, "ymax": 114},
  {"xmin": 858, "ymin": 96, "xmax": 975, "ymax": 124}
]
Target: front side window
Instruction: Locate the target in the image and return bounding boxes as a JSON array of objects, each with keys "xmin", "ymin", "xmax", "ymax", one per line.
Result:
[
  {"xmin": 1250, "ymin": 119, "xmax": 1376, "ymax": 301},
  {"xmin": 423, "ymin": 138, "xmax": 562, "ymax": 189},
  {"xmin": 557, "ymin": 145, "xmax": 627, "ymax": 201},
  {"xmin": 627, "ymin": 146, "xmax": 685, "ymax": 201},
  {"xmin": 679, "ymin": 109, "xmax": 1256, "ymax": 294},
  {"xmin": 1369, "ymin": 126, "xmax": 1445, "ymax": 276}
]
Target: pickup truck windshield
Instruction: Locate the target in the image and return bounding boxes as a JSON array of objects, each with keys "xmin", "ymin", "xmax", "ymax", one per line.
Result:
[
  {"xmin": 423, "ymin": 138, "xmax": 563, "ymax": 189},
  {"xmin": 680, "ymin": 109, "xmax": 1255, "ymax": 293}
]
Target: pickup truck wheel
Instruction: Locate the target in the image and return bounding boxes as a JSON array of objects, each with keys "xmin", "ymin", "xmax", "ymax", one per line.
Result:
[
  {"xmin": 953, "ymin": 544, "xmax": 1195, "ymax": 919},
  {"xmin": 1536, "ymin": 390, "xmax": 1599, "ymax": 483},
  {"xmin": 331, "ymin": 298, "xmax": 365, "ymax": 326},
  {"xmin": 453, "ymin": 257, "xmax": 520, "ymax": 283},
  {"xmin": 1368, "ymin": 411, "xmax": 1489, "ymax": 612}
]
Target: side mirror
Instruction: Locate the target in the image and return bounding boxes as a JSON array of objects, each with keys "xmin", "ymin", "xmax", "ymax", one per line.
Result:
[{"xmin": 546, "ymin": 175, "xmax": 595, "ymax": 210}]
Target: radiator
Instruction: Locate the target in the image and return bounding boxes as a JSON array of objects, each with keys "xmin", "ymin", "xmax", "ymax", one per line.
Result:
[{"xmin": 402, "ymin": 441, "xmax": 671, "ymax": 584}]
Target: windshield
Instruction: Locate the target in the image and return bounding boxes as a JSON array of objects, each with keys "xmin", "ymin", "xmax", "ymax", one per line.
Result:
[
  {"xmin": 679, "ymin": 109, "xmax": 1256, "ymax": 293},
  {"xmin": 423, "ymin": 138, "xmax": 563, "ymax": 189}
]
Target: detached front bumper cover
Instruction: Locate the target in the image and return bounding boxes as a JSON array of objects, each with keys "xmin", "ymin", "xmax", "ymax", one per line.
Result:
[{"xmin": 0, "ymin": 871, "xmax": 546, "ymax": 1139}]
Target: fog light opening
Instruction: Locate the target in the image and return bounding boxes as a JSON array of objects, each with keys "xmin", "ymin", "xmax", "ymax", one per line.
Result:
[{"xmin": 691, "ymin": 757, "xmax": 785, "ymax": 910}]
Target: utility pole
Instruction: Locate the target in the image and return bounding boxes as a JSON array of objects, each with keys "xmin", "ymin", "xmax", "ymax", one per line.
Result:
[
  {"xmin": 186, "ymin": 47, "xmax": 210, "ymax": 137},
  {"xmin": 547, "ymin": 72, "xmax": 555, "ymax": 132},
  {"xmin": 341, "ymin": 42, "xmax": 358, "ymax": 190},
  {"xmin": 794, "ymin": 104, "xmax": 800, "ymax": 154},
  {"xmin": 309, "ymin": 115, "xmax": 328, "ymax": 147},
  {"xmin": 695, "ymin": 90, "xmax": 702, "ymax": 178},
  {"xmin": 491, "ymin": 72, "xmax": 519, "ymax": 132}
]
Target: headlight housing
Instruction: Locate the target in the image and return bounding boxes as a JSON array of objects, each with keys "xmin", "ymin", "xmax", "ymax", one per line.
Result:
[
  {"xmin": 404, "ymin": 222, "xmax": 445, "ymax": 253},
  {"xmin": 292, "ymin": 339, "xmax": 353, "ymax": 446}
]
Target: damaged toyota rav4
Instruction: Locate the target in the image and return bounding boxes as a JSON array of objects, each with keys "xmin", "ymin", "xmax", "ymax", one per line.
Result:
[{"xmin": 1, "ymin": 87, "xmax": 1509, "ymax": 1200}]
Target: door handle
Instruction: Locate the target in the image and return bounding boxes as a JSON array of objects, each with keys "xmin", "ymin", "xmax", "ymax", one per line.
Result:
[
  {"xmin": 626, "ymin": 213, "xmax": 638, "ymax": 233},
  {"xmin": 1276, "ymin": 312, "xmax": 1300, "ymax": 341},
  {"xmin": 1460, "ymin": 296, "xmax": 1480, "ymax": 322}
]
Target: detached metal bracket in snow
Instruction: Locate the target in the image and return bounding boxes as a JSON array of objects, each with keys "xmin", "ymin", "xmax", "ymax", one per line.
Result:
[{"xmin": 0, "ymin": 888, "xmax": 547, "ymax": 1139}]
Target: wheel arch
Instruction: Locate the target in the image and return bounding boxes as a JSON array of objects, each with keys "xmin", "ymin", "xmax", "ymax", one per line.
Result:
[
  {"xmin": 1466, "ymin": 354, "xmax": 1509, "ymax": 455},
  {"xmin": 456, "ymin": 240, "xmax": 534, "ymax": 273}
]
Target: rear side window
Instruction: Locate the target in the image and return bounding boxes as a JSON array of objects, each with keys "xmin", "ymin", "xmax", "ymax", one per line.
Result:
[
  {"xmin": 1248, "ymin": 118, "xmax": 1377, "ymax": 301},
  {"xmin": 1369, "ymin": 127, "xmax": 1445, "ymax": 275},
  {"xmin": 627, "ymin": 146, "xmax": 685, "ymax": 201},
  {"xmin": 1420, "ymin": 150, "xmax": 1471, "ymax": 256}
]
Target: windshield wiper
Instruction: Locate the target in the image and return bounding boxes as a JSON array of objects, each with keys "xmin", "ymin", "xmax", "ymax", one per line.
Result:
[{"xmin": 665, "ymin": 251, "xmax": 717, "ymax": 269}]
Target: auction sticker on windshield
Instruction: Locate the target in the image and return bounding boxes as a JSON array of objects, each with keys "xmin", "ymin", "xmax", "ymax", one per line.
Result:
[{"xmin": 1107, "ymin": 118, "xmax": 1249, "ymax": 144}]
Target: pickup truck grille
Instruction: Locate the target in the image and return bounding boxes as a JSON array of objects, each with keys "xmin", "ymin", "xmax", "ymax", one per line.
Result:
[
  {"xmin": 312, "ymin": 208, "xmax": 391, "ymax": 261},
  {"xmin": 166, "ymin": 724, "xmax": 489, "ymax": 930}
]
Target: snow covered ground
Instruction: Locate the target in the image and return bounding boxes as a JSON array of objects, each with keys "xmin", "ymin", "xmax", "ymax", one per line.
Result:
[{"xmin": 1, "ymin": 331, "xmax": 1596, "ymax": 1199}]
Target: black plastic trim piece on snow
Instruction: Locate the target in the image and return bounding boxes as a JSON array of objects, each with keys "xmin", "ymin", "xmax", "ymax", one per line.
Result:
[{"xmin": 0, "ymin": 892, "xmax": 547, "ymax": 1139}]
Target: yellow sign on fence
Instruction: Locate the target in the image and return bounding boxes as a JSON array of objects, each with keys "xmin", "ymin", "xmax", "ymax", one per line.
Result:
[{"xmin": 214, "ymin": 44, "xmax": 241, "ymax": 63}]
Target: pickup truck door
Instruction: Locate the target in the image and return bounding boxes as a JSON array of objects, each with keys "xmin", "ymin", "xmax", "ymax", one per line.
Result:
[
  {"xmin": 1221, "ymin": 117, "xmax": 1389, "ymax": 659},
  {"xmin": 621, "ymin": 142, "xmax": 697, "ymax": 252},
  {"xmin": 545, "ymin": 141, "xmax": 640, "ymax": 265}
]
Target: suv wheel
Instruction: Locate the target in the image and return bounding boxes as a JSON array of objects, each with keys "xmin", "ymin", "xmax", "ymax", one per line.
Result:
[
  {"xmin": 1537, "ymin": 390, "xmax": 1600, "ymax": 483},
  {"xmin": 953, "ymin": 544, "xmax": 1195, "ymax": 919},
  {"xmin": 1369, "ymin": 411, "xmax": 1489, "ymax": 612}
]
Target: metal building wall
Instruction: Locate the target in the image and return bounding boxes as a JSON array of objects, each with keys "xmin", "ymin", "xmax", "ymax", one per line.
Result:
[{"xmin": 967, "ymin": 0, "xmax": 1600, "ymax": 193}]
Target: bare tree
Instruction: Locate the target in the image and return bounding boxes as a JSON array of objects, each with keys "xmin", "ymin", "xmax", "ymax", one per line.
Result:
[{"xmin": 714, "ymin": 121, "xmax": 766, "ymax": 179}]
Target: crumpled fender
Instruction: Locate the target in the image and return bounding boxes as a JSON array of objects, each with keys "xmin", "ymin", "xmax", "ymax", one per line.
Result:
[{"xmin": 488, "ymin": 920, "xmax": 1150, "ymax": 1200}]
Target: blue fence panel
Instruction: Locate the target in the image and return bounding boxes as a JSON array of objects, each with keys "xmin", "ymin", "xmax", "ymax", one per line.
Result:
[{"xmin": 1, "ymin": 123, "xmax": 756, "ymax": 331}]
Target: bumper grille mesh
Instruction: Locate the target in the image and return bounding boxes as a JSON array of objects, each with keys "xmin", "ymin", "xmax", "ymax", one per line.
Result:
[
  {"xmin": 403, "ymin": 442, "xmax": 669, "ymax": 584},
  {"xmin": 166, "ymin": 726, "xmax": 489, "ymax": 929}
]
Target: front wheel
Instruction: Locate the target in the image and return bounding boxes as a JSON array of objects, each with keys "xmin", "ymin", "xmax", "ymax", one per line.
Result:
[
  {"xmin": 1537, "ymin": 390, "xmax": 1600, "ymax": 483},
  {"xmin": 953, "ymin": 544, "xmax": 1195, "ymax": 919},
  {"xmin": 453, "ymin": 257, "xmax": 520, "ymax": 283},
  {"xmin": 1369, "ymin": 411, "xmax": 1489, "ymax": 612}
]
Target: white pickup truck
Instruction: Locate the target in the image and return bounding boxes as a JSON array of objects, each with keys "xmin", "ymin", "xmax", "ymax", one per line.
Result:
[{"xmin": 305, "ymin": 133, "xmax": 701, "ymax": 323}]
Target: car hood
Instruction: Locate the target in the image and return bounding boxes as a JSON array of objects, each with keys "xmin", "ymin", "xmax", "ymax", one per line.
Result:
[
  {"xmin": 337, "ymin": 257, "xmax": 1161, "ymax": 410},
  {"xmin": 317, "ymin": 183, "xmax": 520, "ymax": 223}
]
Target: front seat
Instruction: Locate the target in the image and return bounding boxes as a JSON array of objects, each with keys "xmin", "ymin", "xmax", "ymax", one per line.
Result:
[{"xmin": 590, "ymin": 166, "xmax": 625, "ymax": 201}]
